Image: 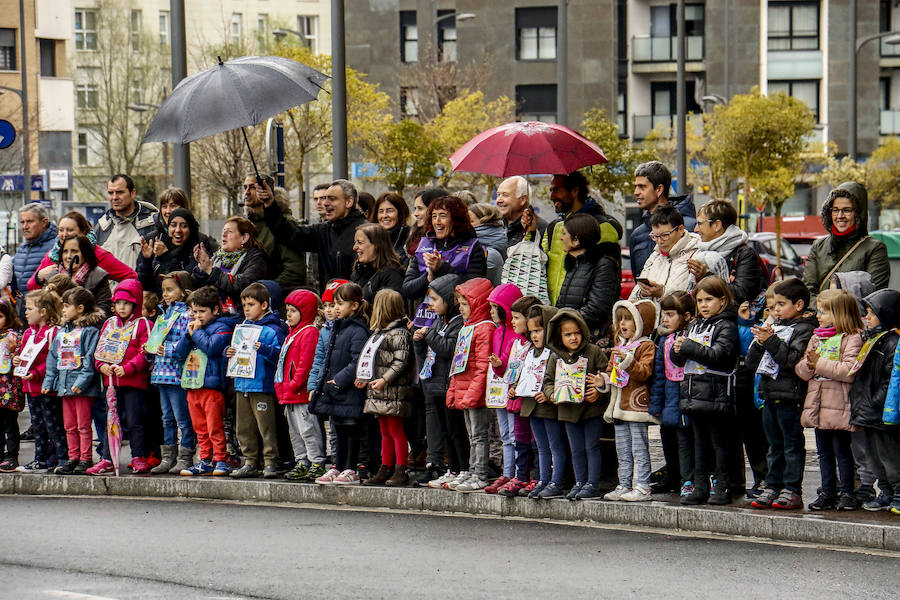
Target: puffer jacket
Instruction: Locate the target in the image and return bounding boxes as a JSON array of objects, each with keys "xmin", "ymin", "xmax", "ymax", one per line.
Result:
[
  {"xmin": 173, "ymin": 315, "xmax": 234, "ymax": 391},
  {"xmin": 796, "ymin": 331, "xmax": 862, "ymax": 431},
  {"xmin": 475, "ymin": 222, "xmax": 507, "ymax": 285},
  {"xmin": 488, "ymin": 282, "xmax": 523, "ymax": 376},
  {"xmin": 95, "ymin": 279, "xmax": 150, "ymax": 389},
  {"xmin": 629, "ymin": 231, "xmax": 700, "ymax": 306},
  {"xmin": 649, "ymin": 330, "xmax": 688, "ymax": 427},
  {"xmin": 14, "ymin": 222, "xmax": 57, "ymax": 293},
  {"xmin": 351, "ymin": 261, "xmax": 404, "ymax": 305},
  {"xmin": 724, "ymin": 242, "xmax": 766, "ymax": 305},
  {"xmin": 542, "ymin": 308, "xmax": 609, "ymax": 424},
  {"xmin": 421, "ymin": 274, "xmax": 464, "ymax": 397},
  {"xmin": 17, "ymin": 324, "xmax": 58, "ymax": 396},
  {"xmin": 556, "ymin": 245, "xmax": 620, "ymax": 342},
  {"xmin": 447, "ymin": 278, "xmax": 495, "ymax": 410},
  {"xmin": 363, "ymin": 318, "xmax": 415, "ymax": 418},
  {"xmin": 803, "ymin": 182, "xmax": 890, "ymax": 308},
  {"xmin": 275, "ymin": 290, "xmax": 320, "ymax": 405},
  {"xmin": 852, "ymin": 289, "xmax": 900, "ymax": 429},
  {"xmin": 603, "ymin": 300, "xmax": 658, "ymax": 424},
  {"xmin": 232, "ymin": 311, "xmax": 288, "ymax": 394},
  {"xmin": 673, "ymin": 306, "xmax": 740, "ymax": 415},
  {"xmin": 43, "ymin": 308, "xmax": 105, "ymax": 398},
  {"xmin": 629, "ymin": 194, "xmax": 697, "ymax": 277},
  {"xmin": 312, "ymin": 314, "xmax": 370, "ymax": 419},
  {"xmin": 745, "ymin": 312, "xmax": 818, "ymax": 404},
  {"xmin": 520, "ymin": 306, "xmax": 559, "ymax": 420},
  {"xmin": 307, "ymin": 320, "xmax": 333, "ymax": 394},
  {"xmin": 190, "ymin": 248, "xmax": 269, "ymax": 315}
]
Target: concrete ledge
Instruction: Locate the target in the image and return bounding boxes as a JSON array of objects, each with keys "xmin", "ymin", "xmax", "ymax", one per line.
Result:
[{"xmin": 3, "ymin": 473, "xmax": 899, "ymax": 551}]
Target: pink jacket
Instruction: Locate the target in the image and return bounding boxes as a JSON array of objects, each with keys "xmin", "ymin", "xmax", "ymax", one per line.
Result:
[
  {"xmin": 27, "ymin": 245, "xmax": 136, "ymax": 291},
  {"xmin": 95, "ymin": 279, "xmax": 150, "ymax": 389},
  {"xmin": 795, "ymin": 332, "xmax": 863, "ymax": 432},
  {"xmin": 275, "ymin": 290, "xmax": 320, "ymax": 405},
  {"xmin": 487, "ymin": 283, "xmax": 524, "ymax": 377},
  {"xmin": 17, "ymin": 324, "xmax": 58, "ymax": 396},
  {"xmin": 447, "ymin": 278, "xmax": 496, "ymax": 410}
]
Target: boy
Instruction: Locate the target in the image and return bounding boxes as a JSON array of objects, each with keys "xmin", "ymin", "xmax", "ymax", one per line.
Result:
[
  {"xmin": 143, "ymin": 291, "xmax": 160, "ymax": 322},
  {"xmin": 174, "ymin": 286, "xmax": 234, "ymax": 476},
  {"xmin": 746, "ymin": 278, "xmax": 817, "ymax": 509},
  {"xmin": 227, "ymin": 282, "xmax": 288, "ymax": 479}
]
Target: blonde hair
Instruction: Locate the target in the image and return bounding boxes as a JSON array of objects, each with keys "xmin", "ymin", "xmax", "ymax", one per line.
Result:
[
  {"xmin": 817, "ymin": 289, "xmax": 863, "ymax": 335},
  {"xmin": 26, "ymin": 289, "xmax": 62, "ymax": 326},
  {"xmin": 613, "ymin": 305, "xmax": 634, "ymax": 340},
  {"xmin": 370, "ymin": 289, "xmax": 406, "ymax": 330}
]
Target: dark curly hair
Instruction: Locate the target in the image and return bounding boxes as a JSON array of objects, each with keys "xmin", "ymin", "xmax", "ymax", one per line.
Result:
[{"xmin": 424, "ymin": 196, "xmax": 474, "ymax": 238}]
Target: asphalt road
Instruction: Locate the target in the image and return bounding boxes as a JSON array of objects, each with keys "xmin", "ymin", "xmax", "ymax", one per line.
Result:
[{"xmin": 2, "ymin": 496, "xmax": 897, "ymax": 600}]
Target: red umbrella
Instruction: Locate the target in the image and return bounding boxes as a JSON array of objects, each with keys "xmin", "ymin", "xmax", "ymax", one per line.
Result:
[{"xmin": 449, "ymin": 121, "xmax": 607, "ymax": 177}]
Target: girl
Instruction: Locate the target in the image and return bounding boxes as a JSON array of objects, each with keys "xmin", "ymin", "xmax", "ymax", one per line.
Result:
[
  {"xmin": 42, "ymin": 287, "xmax": 104, "ymax": 475},
  {"xmin": 14, "ymin": 290, "xmax": 64, "ymax": 473},
  {"xmin": 358, "ymin": 289, "xmax": 415, "ymax": 486},
  {"xmin": 649, "ymin": 291, "xmax": 696, "ymax": 496},
  {"xmin": 146, "ymin": 271, "xmax": 196, "ymax": 474},
  {"xmin": 796, "ymin": 289, "xmax": 864, "ymax": 511},
  {"xmin": 0, "ymin": 302, "xmax": 23, "ymax": 471},
  {"xmin": 602, "ymin": 299, "xmax": 659, "ymax": 502},
  {"xmin": 672, "ymin": 276, "xmax": 740, "ymax": 506},
  {"xmin": 312, "ymin": 283, "xmax": 370, "ymax": 485}
]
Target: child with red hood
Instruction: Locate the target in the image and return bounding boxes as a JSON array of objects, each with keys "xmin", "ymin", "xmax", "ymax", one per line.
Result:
[{"xmin": 446, "ymin": 277, "xmax": 496, "ymax": 492}]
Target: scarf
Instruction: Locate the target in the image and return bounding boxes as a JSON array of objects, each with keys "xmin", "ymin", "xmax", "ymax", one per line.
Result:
[
  {"xmin": 831, "ymin": 223, "xmax": 857, "ymax": 237},
  {"xmin": 814, "ymin": 325, "xmax": 837, "ymax": 339},
  {"xmin": 49, "ymin": 231, "xmax": 97, "ymax": 264},
  {"xmin": 60, "ymin": 262, "xmax": 91, "ymax": 285},
  {"xmin": 213, "ymin": 248, "xmax": 246, "ymax": 269}
]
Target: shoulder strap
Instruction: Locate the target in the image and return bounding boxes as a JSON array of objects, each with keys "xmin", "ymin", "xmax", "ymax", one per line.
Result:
[{"xmin": 819, "ymin": 235, "xmax": 871, "ymax": 292}]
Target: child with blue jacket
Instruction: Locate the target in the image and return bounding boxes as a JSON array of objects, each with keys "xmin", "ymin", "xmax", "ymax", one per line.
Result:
[{"xmin": 309, "ymin": 279, "xmax": 347, "ymax": 463}]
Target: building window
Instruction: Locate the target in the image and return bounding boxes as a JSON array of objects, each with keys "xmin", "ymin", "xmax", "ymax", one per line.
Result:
[
  {"xmin": 131, "ymin": 79, "xmax": 142, "ymax": 105},
  {"xmin": 0, "ymin": 29, "xmax": 15, "ymax": 70},
  {"xmin": 400, "ymin": 87, "xmax": 419, "ymax": 117},
  {"xmin": 880, "ymin": 0, "xmax": 891, "ymax": 32},
  {"xmin": 74, "ymin": 9, "xmax": 98, "ymax": 51},
  {"xmin": 76, "ymin": 72, "xmax": 99, "ymax": 109},
  {"xmin": 131, "ymin": 10, "xmax": 142, "ymax": 51},
  {"xmin": 650, "ymin": 3, "xmax": 704, "ymax": 37},
  {"xmin": 768, "ymin": 80, "xmax": 819, "ymax": 119},
  {"xmin": 231, "ymin": 13, "xmax": 243, "ymax": 45},
  {"xmin": 881, "ymin": 76, "xmax": 890, "ymax": 111},
  {"xmin": 159, "ymin": 10, "xmax": 170, "ymax": 46},
  {"xmin": 257, "ymin": 14, "xmax": 268, "ymax": 42},
  {"xmin": 297, "ymin": 15, "xmax": 318, "ymax": 52},
  {"xmin": 400, "ymin": 11, "xmax": 418, "ymax": 63},
  {"xmin": 77, "ymin": 132, "xmax": 88, "ymax": 166},
  {"xmin": 437, "ymin": 10, "xmax": 457, "ymax": 63},
  {"xmin": 516, "ymin": 84, "xmax": 557, "ymax": 122},
  {"xmin": 768, "ymin": 1, "xmax": 819, "ymax": 51},
  {"xmin": 516, "ymin": 7, "xmax": 557, "ymax": 61},
  {"xmin": 39, "ymin": 39, "xmax": 55, "ymax": 77}
]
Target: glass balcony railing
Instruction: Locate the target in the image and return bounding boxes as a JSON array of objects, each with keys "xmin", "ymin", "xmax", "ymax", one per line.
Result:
[
  {"xmin": 632, "ymin": 35, "xmax": 704, "ymax": 62},
  {"xmin": 881, "ymin": 110, "xmax": 900, "ymax": 135},
  {"xmin": 880, "ymin": 37, "xmax": 900, "ymax": 57}
]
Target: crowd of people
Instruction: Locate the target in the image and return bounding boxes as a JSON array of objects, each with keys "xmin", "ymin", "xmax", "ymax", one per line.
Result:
[{"xmin": 0, "ymin": 164, "xmax": 897, "ymax": 517}]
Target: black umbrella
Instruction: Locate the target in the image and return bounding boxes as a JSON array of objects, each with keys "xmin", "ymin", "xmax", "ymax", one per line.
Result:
[{"xmin": 142, "ymin": 55, "xmax": 329, "ymax": 179}]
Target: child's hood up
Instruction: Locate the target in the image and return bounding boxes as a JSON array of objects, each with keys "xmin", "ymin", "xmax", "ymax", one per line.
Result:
[
  {"xmin": 612, "ymin": 299, "xmax": 658, "ymax": 343},
  {"xmin": 487, "ymin": 283, "xmax": 523, "ymax": 329},
  {"xmin": 429, "ymin": 274, "xmax": 460, "ymax": 316},
  {"xmin": 863, "ymin": 288, "xmax": 900, "ymax": 330},
  {"xmin": 546, "ymin": 308, "xmax": 590, "ymax": 358},
  {"xmin": 285, "ymin": 289, "xmax": 319, "ymax": 330},
  {"xmin": 456, "ymin": 277, "xmax": 494, "ymax": 325},
  {"xmin": 111, "ymin": 278, "xmax": 144, "ymax": 322}
]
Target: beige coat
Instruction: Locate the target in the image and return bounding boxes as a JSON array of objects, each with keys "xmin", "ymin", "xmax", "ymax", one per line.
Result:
[
  {"xmin": 795, "ymin": 332, "xmax": 862, "ymax": 431},
  {"xmin": 629, "ymin": 231, "xmax": 700, "ymax": 310}
]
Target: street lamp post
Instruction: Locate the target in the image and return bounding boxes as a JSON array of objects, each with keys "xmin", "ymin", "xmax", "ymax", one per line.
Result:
[{"xmin": 557, "ymin": 0, "xmax": 567, "ymax": 126}]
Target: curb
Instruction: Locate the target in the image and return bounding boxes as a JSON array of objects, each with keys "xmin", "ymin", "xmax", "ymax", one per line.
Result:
[{"xmin": 2, "ymin": 474, "xmax": 898, "ymax": 551}]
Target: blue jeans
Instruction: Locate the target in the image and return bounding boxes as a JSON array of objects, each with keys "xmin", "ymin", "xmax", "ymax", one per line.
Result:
[
  {"xmin": 762, "ymin": 400, "xmax": 806, "ymax": 493},
  {"xmin": 531, "ymin": 416, "xmax": 567, "ymax": 485},
  {"xmin": 614, "ymin": 421, "xmax": 651, "ymax": 490},
  {"xmin": 815, "ymin": 428, "xmax": 854, "ymax": 496},
  {"xmin": 159, "ymin": 384, "xmax": 196, "ymax": 448},
  {"xmin": 496, "ymin": 408, "xmax": 515, "ymax": 478},
  {"xmin": 91, "ymin": 396, "xmax": 110, "ymax": 461},
  {"xmin": 565, "ymin": 416, "xmax": 604, "ymax": 486}
]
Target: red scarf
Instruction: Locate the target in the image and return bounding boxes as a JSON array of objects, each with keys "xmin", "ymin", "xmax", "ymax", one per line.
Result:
[{"xmin": 831, "ymin": 223, "xmax": 857, "ymax": 237}]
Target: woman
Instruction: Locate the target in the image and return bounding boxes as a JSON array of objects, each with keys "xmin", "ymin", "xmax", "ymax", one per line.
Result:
[
  {"xmin": 137, "ymin": 207, "xmax": 216, "ymax": 295},
  {"xmin": 405, "ymin": 187, "xmax": 448, "ymax": 257},
  {"xmin": 48, "ymin": 235, "xmax": 112, "ymax": 317},
  {"xmin": 151, "ymin": 187, "xmax": 189, "ymax": 238},
  {"xmin": 468, "ymin": 203, "xmax": 507, "ymax": 286},
  {"xmin": 28, "ymin": 211, "xmax": 135, "ymax": 291},
  {"xmin": 351, "ymin": 223, "xmax": 405, "ymax": 304},
  {"xmin": 368, "ymin": 192, "xmax": 411, "ymax": 264},
  {"xmin": 191, "ymin": 217, "xmax": 268, "ymax": 315}
]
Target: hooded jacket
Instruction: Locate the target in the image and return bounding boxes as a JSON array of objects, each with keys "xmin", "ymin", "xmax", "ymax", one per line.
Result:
[
  {"xmin": 519, "ymin": 305, "xmax": 559, "ymax": 420},
  {"xmin": 542, "ymin": 308, "xmax": 609, "ymax": 424},
  {"xmin": 803, "ymin": 182, "xmax": 890, "ymax": 308},
  {"xmin": 421, "ymin": 274, "xmax": 464, "ymax": 397},
  {"xmin": 603, "ymin": 300, "xmax": 659, "ymax": 424},
  {"xmin": 312, "ymin": 313, "xmax": 370, "ymax": 419},
  {"xmin": 447, "ymin": 277, "xmax": 496, "ymax": 410},
  {"xmin": 628, "ymin": 194, "xmax": 697, "ymax": 277},
  {"xmin": 629, "ymin": 230, "xmax": 701, "ymax": 307},
  {"xmin": 308, "ymin": 319, "xmax": 333, "ymax": 395},
  {"xmin": 275, "ymin": 289, "xmax": 320, "ymax": 404},
  {"xmin": 488, "ymin": 282, "xmax": 524, "ymax": 376},
  {"xmin": 746, "ymin": 310, "xmax": 818, "ymax": 403},
  {"xmin": 18, "ymin": 324, "xmax": 58, "ymax": 396},
  {"xmin": 796, "ymin": 331, "xmax": 862, "ymax": 431},
  {"xmin": 232, "ymin": 310, "xmax": 288, "ymax": 394},
  {"xmin": 650, "ymin": 328, "xmax": 689, "ymax": 427},
  {"xmin": 695, "ymin": 225, "xmax": 766, "ymax": 304},
  {"xmin": 43, "ymin": 307, "xmax": 105, "ymax": 398},
  {"xmin": 96, "ymin": 278, "xmax": 151, "ymax": 389},
  {"xmin": 832, "ymin": 271, "xmax": 875, "ymax": 315},
  {"xmin": 853, "ymin": 289, "xmax": 900, "ymax": 430},
  {"xmin": 173, "ymin": 314, "xmax": 234, "ymax": 391},
  {"xmin": 363, "ymin": 318, "xmax": 415, "ymax": 418},
  {"xmin": 149, "ymin": 300, "xmax": 191, "ymax": 386},
  {"xmin": 556, "ymin": 244, "xmax": 620, "ymax": 342}
]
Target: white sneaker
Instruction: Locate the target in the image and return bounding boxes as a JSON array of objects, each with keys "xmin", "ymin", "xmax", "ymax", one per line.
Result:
[
  {"xmin": 315, "ymin": 467, "xmax": 341, "ymax": 485},
  {"xmin": 603, "ymin": 485, "xmax": 631, "ymax": 501},
  {"xmin": 457, "ymin": 475, "xmax": 489, "ymax": 492},
  {"xmin": 621, "ymin": 486, "xmax": 652, "ymax": 502},
  {"xmin": 333, "ymin": 469, "xmax": 360, "ymax": 485},
  {"xmin": 446, "ymin": 471, "xmax": 471, "ymax": 490},
  {"xmin": 428, "ymin": 470, "xmax": 456, "ymax": 489}
]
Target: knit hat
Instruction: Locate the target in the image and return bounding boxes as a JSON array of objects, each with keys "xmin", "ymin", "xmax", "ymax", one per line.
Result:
[
  {"xmin": 162, "ymin": 271, "xmax": 193, "ymax": 294},
  {"xmin": 322, "ymin": 279, "xmax": 349, "ymax": 303}
]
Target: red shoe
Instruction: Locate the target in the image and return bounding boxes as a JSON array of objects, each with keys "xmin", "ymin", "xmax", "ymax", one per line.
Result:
[
  {"xmin": 131, "ymin": 456, "xmax": 151, "ymax": 474},
  {"xmin": 484, "ymin": 476, "xmax": 511, "ymax": 494},
  {"xmin": 519, "ymin": 479, "xmax": 539, "ymax": 497},
  {"xmin": 145, "ymin": 453, "xmax": 161, "ymax": 468},
  {"xmin": 498, "ymin": 477, "xmax": 527, "ymax": 498}
]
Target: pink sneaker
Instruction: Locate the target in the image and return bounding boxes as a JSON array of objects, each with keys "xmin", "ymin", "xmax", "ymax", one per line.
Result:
[
  {"xmin": 87, "ymin": 459, "xmax": 114, "ymax": 476},
  {"xmin": 315, "ymin": 467, "xmax": 341, "ymax": 485},
  {"xmin": 333, "ymin": 469, "xmax": 360, "ymax": 485},
  {"xmin": 131, "ymin": 457, "xmax": 151, "ymax": 474}
]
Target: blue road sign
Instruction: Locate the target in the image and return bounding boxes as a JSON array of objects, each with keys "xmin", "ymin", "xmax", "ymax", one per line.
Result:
[{"xmin": 0, "ymin": 120, "xmax": 15, "ymax": 150}]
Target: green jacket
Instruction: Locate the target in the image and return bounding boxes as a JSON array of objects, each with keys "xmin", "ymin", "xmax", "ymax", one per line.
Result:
[{"xmin": 248, "ymin": 210, "xmax": 307, "ymax": 294}]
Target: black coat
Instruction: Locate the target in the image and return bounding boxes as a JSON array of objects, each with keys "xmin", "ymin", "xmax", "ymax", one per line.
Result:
[
  {"xmin": 724, "ymin": 243, "xmax": 766, "ymax": 305},
  {"xmin": 672, "ymin": 307, "xmax": 739, "ymax": 415},
  {"xmin": 555, "ymin": 246, "xmax": 620, "ymax": 340},
  {"xmin": 402, "ymin": 232, "xmax": 488, "ymax": 301},
  {"xmin": 136, "ymin": 237, "xmax": 217, "ymax": 296},
  {"xmin": 311, "ymin": 314, "xmax": 370, "ymax": 420},
  {"xmin": 850, "ymin": 329, "xmax": 899, "ymax": 430},
  {"xmin": 190, "ymin": 247, "xmax": 269, "ymax": 315},
  {"xmin": 421, "ymin": 312, "xmax": 464, "ymax": 397},
  {"xmin": 745, "ymin": 313, "xmax": 817, "ymax": 403},
  {"xmin": 351, "ymin": 261, "xmax": 405, "ymax": 305}
]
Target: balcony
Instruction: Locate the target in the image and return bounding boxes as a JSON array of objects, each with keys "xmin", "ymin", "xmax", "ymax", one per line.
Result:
[
  {"xmin": 881, "ymin": 110, "xmax": 900, "ymax": 135},
  {"xmin": 632, "ymin": 35, "xmax": 704, "ymax": 63},
  {"xmin": 881, "ymin": 38, "xmax": 900, "ymax": 57},
  {"xmin": 632, "ymin": 113, "xmax": 703, "ymax": 141}
]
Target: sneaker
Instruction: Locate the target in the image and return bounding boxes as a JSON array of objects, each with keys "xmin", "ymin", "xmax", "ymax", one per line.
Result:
[
  {"xmin": 575, "ymin": 482, "xmax": 602, "ymax": 500},
  {"xmin": 621, "ymin": 486, "xmax": 652, "ymax": 502},
  {"xmin": 456, "ymin": 475, "xmax": 489, "ymax": 492},
  {"xmin": 16, "ymin": 460, "xmax": 50, "ymax": 473},
  {"xmin": 0, "ymin": 459, "xmax": 18, "ymax": 472},
  {"xmin": 890, "ymin": 500, "xmax": 900, "ymax": 516},
  {"xmin": 498, "ymin": 477, "xmax": 527, "ymax": 498},
  {"xmin": 181, "ymin": 459, "xmax": 214, "ymax": 476},
  {"xmin": 304, "ymin": 463, "xmax": 327, "ymax": 481},
  {"xmin": 863, "ymin": 492, "xmax": 892, "ymax": 511},
  {"xmin": 519, "ymin": 479, "xmax": 540, "ymax": 497},
  {"xmin": 746, "ymin": 480, "xmax": 766, "ymax": 499},
  {"xmin": 772, "ymin": 489, "xmax": 803, "ymax": 510},
  {"xmin": 527, "ymin": 481, "xmax": 548, "ymax": 499},
  {"xmin": 356, "ymin": 464, "xmax": 370, "ymax": 481},
  {"xmin": 230, "ymin": 463, "xmax": 260, "ymax": 479},
  {"xmin": 415, "ymin": 464, "xmax": 443, "ymax": 487},
  {"xmin": 145, "ymin": 453, "xmax": 161, "ymax": 469},
  {"xmin": 603, "ymin": 485, "xmax": 630, "ymax": 501},
  {"xmin": 213, "ymin": 461, "xmax": 232, "ymax": 476},
  {"xmin": 334, "ymin": 469, "xmax": 360, "ymax": 485},
  {"xmin": 285, "ymin": 462, "xmax": 310, "ymax": 481},
  {"xmin": 315, "ymin": 467, "xmax": 342, "ymax": 485},
  {"xmin": 680, "ymin": 489, "xmax": 709, "ymax": 505},
  {"xmin": 538, "ymin": 482, "xmax": 565, "ymax": 499},
  {"xmin": 427, "ymin": 470, "xmax": 457, "ymax": 489},
  {"xmin": 484, "ymin": 475, "xmax": 510, "ymax": 495},
  {"xmin": 680, "ymin": 481, "xmax": 694, "ymax": 497},
  {"xmin": 837, "ymin": 493, "xmax": 859, "ymax": 511},
  {"xmin": 54, "ymin": 459, "xmax": 78, "ymax": 475},
  {"xmin": 565, "ymin": 482, "xmax": 584, "ymax": 501},
  {"xmin": 72, "ymin": 460, "xmax": 92, "ymax": 475},
  {"xmin": 131, "ymin": 457, "xmax": 151, "ymax": 475},
  {"xmin": 225, "ymin": 454, "xmax": 242, "ymax": 469},
  {"xmin": 87, "ymin": 459, "xmax": 114, "ymax": 476},
  {"xmin": 854, "ymin": 486, "xmax": 876, "ymax": 504},
  {"xmin": 750, "ymin": 488, "xmax": 778, "ymax": 509},
  {"xmin": 263, "ymin": 465, "xmax": 279, "ymax": 479},
  {"xmin": 808, "ymin": 492, "xmax": 837, "ymax": 511},
  {"xmin": 446, "ymin": 471, "xmax": 472, "ymax": 490}
]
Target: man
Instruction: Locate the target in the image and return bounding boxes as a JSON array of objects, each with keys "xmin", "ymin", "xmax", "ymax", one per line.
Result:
[
  {"xmin": 263, "ymin": 178, "xmax": 367, "ymax": 292},
  {"xmin": 94, "ymin": 174, "xmax": 158, "ymax": 269},
  {"xmin": 496, "ymin": 176, "xmax": 547, "ymax": 247},
  {"xmin": 629, "ymin": 161, "xmax": 697, "ymax": 277},
  {"xmin": 542, "ymin": 170, "xmax": 623, "ymax": 305},
  {"xmin": 629, "ymin": 204, "xmax": 700, "ymax": 306},
  {"xmin": 312, "ymin": 183, "xmax": 330, "ymax": 222},
  {"xmin": 13, "ymin": 203, "xmax": 57, "ymax": 307}
]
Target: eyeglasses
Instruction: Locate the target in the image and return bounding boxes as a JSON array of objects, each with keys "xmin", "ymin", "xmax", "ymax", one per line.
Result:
[
  {"xmin": 695, "ymin": 219, "xmax": 714, "ymax": 226},
  {"xmin": 831, "ymin": 207, "xmax": 855, "ymax": 216},
  {"xmin": 649, "ymin": 228, "xmax": 680, "ymax": 241}
]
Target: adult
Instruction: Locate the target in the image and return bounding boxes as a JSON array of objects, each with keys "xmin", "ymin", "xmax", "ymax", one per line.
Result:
[
  {"xmin": 13, "ymin": 203, "xmax": 57, "ymax": 311},
  {"xmin": 350, "ymin": 223, "xmax": 405, "ymax": 304},
  {"xmin": 368, "ymin": 192, "xmax": 411, "ymax": 264},
  {"xmin": 357, "ymin": 191, "xmax": 376, "ymax": 219},
  {"xmin": 405, "ymin": 187, "xmax": 448, "ymax": 257},
  {"xmin": 0, "ymin": 243, "xmax": 11, "ymax": 305},
  {"xmin": 542, "ymin": 171, "xmax": 623, "ymax": 305},
  {"xmin": 629, "ymin": 204, "xmax": 700, "ymax": 307},
  {"xmin": 803, "ymin": 182, "xmax": 890, "ymax": 308},
  {"xmin": 191, "ymin": 217, "xmax": 269, "ymax": 315},
  {"xmin": 147, "ymin": 187, "xmax": 189, "ymax": 240},
  {"xmin": 688, "ymin": 199, "xmax": 766, "ymax": 305},
  {"xmin": 312, "ymin": 183, "xmax": 330, "ymax": 222},
  {"xmin": 496, "ymin": 176, "xmax": 547, "ymax": 247},
  {"xmin": 402, "ymin": 195, "xmax": 487, "ymax": 327},
  {"xmin": 137, "ymin": 208, "xmax": 215, "ymax": 295},
  {"xmin": 468, "ymin": 203, "xmax": 507, "ymax": 286},
  {"xmin": 262, "ymin": 179, "xmax": 367, "ymax": 293},
  {"xmin": 94, "ymin": 173, "xmax": 159, "ymax": 270},
  {"xmin": 629, "ymin": 161, "xmax": 698, "ymax": 277},
  {"xmin": 29, "ymin": 211, "xmax": 135, "ymax": 292},
  {"xmin": 47, "ymin": 235, "xmax": 112, "ymax": 316}
]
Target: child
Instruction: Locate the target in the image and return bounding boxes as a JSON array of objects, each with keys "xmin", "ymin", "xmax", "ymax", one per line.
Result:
[
  {"xmin": 672, "ymin": 276, "xmax": 740, "ymax": 505},
  {"xmin": 601, "ymin": 299, "xmax": 659, "ymax": 502},
  {"xmin": 14, "ymin": 290, "xmax": 64, "ymax": 473},
  {"xmin": 542, "ymin": 309, "xmax": 608, "ymax": 500},
  {"xmin": 0, "ymin": 302, "xmax": 22, "ymax": 471},
  {"xmin": 445, "ymin": 277, "xmax": 495, "ymax": 492},
  {"xmin": 856, "ymin": 289, "xmax": 900, "ymax": 513},
  {"xmin": 497, "ymin": 295, "xmax": 541, "ymax": 497},
  {"xmin": 312, "ymin": 282, "xmax": 370, "ymax": 485},
  {"xmin": 278, "ymin": 289, "xmax": 325, "ymax": 482},
  {"xmin": 174, "ymin": 286, "xmax": 235, "ymax": 476},
  {"xmin": 649, "ymin": 290, "xmax": 696, "ymax": 497},
  {"xmin": 796, "ymin": 289, "xmax": 864, "ymax": 511},
  {"xmin": 746, "ymin": 277, "xmax": 817, "ymax": 510},
  {"xmin": 146, "ymin": 271, "xmax": 196, "ymax": 474},
  {"xmin": 735, "ymin": 293, "xmax": 770, "ymax": 499},
  {"xmin": 359, "ymin": 289, "xmax": 415, "ymax": 486},
  {"xmin": 485, "ymin": 282, "xmax": 523, "ymax": 493},
  {"xmin": 96, "ymin": 279, "xmax": 152, "ymax": 473},
  {"xmin": 42, "ymin": 286, "xmax": 104, "ymax": 475},
  {"xmin": 518, "ymin": 305, "xmax": 564, "ymax": 499},
  {"xmin": 227, "ymin": 282, "xmax": 288, "ymax": 479},
  {"xmin": 143, "ymin": 291, "xmax": 160, "ymax": 321}
]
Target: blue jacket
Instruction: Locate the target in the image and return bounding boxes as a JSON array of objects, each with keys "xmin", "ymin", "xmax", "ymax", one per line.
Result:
[
  {"xmin": 649, "ymin": 332, "xmax": 688, "ymax": 428},
  {"xmin": 173, "ymin": 315, "xmax": 234, "ymax": 391},
  {"xmin": 628, "ymin": 194, "xmax": 697, "ymax": 277},
  {"xmin": 43, "ymin": 311, "xmax": 103, "ymax": 399},
  {"xmin": 307, "ymin": 319, "xmax": 333, "ymax": 393},
  {"xmin": 149, "ymin": 302, "xmax": 191, "ymax": 385},
  {"xmin": 13, "ymin": 222, "xmax": 57, "ymax": 293},
  {"xmin": 232, "ymin": 311, "xmax": 288, "ymax": 394},
  {"xmin": 311, "ymin": 315, "xmax": 370, "ymax": 419}
]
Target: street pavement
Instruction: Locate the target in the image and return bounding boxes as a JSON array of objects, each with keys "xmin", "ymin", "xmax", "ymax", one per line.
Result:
[{"xmin": 3, "ymin": 495, "xmax": 897, "ymax": 600}]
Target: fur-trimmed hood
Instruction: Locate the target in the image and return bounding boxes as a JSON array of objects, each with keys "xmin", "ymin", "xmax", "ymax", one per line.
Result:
[
  {"xmin": 612, "ymin": 299, "xmax": 658, "ymax": 343},
  {"xmin": 68, "ymin": 307, "xmax": 105, "ymax": 329}
]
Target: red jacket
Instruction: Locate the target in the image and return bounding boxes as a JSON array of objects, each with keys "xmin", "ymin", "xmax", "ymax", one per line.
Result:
[
  {"xmin": 447, "ymin": 278, "xmax": 495, "ymax": 410},
  {"xmin": 275, "ymin": 289, "xmax": 320, "ymax": 405},
  {"xmin": 27, "ymin": 245, "xmax": 136, "ymax": 291},
  {"xmin": 17, "ymin": 324, "xmax": 58, "ymax": 396},
  {"xmin": 95, "ymin": 279, "xmax": 150, "ymax": 389}
]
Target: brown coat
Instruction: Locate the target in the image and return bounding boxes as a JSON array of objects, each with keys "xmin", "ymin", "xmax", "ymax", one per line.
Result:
[
  {"xmin": 603, "ymin": 300, "xmax": 660, "ymax": 424},
  {"xmin": 795, "ymin": 332, "xmax": 862, "ymax": 432},
  {"xmin": 362, "ymin": 319, "xmax": 415, "ymax": 418}
]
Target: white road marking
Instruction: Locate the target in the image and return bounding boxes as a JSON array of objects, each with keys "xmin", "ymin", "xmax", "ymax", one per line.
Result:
[{"xmin": 43, "ymin": 591, "xmax": 121, "ymax": 600}]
